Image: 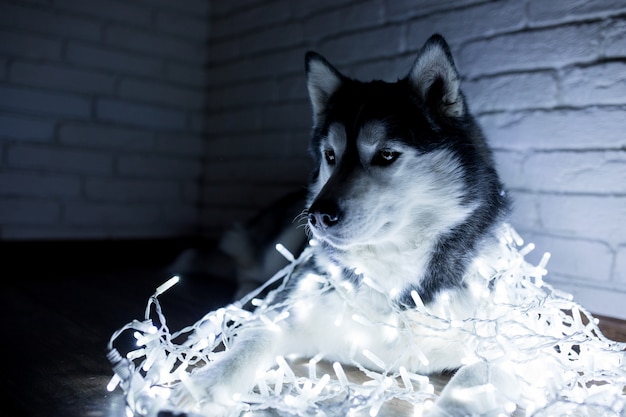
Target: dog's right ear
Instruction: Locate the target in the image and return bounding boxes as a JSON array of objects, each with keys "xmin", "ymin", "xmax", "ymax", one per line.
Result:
[{"xmin": 305, "ymin": 52, "xmax": 343, "ymax": 125}]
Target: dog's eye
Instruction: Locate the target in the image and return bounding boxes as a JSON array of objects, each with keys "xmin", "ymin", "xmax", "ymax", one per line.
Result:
[
  {"xmin": 324, "ymin": 149, "xmax": 336, "ymax": 165},
  {"xmin": 372, "ymin": 149, "xmax": 400, "ymax": 166}
]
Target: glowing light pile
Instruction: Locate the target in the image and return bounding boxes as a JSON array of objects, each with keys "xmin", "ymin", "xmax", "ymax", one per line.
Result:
[{"xmin": 107, "ymin": 225, "xmax": 626, "ymax": 417}]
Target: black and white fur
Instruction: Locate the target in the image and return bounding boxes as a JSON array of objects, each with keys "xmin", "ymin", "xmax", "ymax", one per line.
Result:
[{"xmin": 176, "ymin": 34, "xmax": 518, "ymax": 416}]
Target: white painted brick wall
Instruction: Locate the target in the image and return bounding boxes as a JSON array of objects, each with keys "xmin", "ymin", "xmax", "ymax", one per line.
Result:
[
  {"xmin": 201, "ymin": 1, "xmax": 626, "ymax": 319},
  {"xmin": 0, "ymin": 0, "xmax": 209, "ymax": 239}
]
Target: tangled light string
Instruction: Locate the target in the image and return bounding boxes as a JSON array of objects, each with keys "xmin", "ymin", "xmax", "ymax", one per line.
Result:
[{"xmin": 107, "ymin": 225, "xmax": 626, "ymax": 417}]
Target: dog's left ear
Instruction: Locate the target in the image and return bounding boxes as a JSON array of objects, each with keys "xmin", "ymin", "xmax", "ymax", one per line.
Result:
[
  {"xmin": 305, "ymin": 51, "xmax": 344, "ymax": 125},
  {"xmin": 409, "ymin": 34, "xmax": 465, "ymax": 119}
]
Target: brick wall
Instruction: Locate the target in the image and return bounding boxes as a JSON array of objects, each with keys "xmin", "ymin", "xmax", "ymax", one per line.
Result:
[
  {"xmin": 0, "ymin": 0, "xmax": 209, "ymax": 239},
  {"xmin": 202, "ymin": 0, "xmax": 626, "ymax": 319}
]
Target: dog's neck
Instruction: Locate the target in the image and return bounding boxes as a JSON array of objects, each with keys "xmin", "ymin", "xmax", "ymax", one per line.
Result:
[
  {"xmin": 316, "ymin": 237, "xmax": 437, "ymax": 301},
  {"xmin": 313, "ymin": 221, "xmax": 507, "ymax": 311}
]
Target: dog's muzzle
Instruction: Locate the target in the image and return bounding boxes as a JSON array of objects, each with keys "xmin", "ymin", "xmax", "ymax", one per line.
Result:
[{"xmin": 308, "ymin": 199, "xmax": 341, "ymax": 229}]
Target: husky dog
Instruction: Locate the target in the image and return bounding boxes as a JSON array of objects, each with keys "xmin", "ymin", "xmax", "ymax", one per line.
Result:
[{"xmin": 177, "ymin": 34, "xmax": 518, "ymax": 416}]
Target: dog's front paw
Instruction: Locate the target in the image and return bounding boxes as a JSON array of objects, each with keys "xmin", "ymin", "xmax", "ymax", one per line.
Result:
[
  {"xmin": 169, "ymin": 364, "xmax": 249, "ymax": 417},
  {"xmin": 427, "ymin": 362, "xmax": 521, "ymax": 417}
]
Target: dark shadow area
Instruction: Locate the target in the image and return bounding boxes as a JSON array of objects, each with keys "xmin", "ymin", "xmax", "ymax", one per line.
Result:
[{"xmin": 1, "ymin": 239, "xmax": 237, "ymax": 417}]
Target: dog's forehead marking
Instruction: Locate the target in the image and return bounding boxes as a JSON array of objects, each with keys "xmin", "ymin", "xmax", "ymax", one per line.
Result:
[
  {"xmin": 357, "ymin": 121, "xmax": 387, "ymax": 151},
  {"xmin": 326, "ymin": 121, "xmax": 387, "ymax": 147},
  {"xmin": 324, "ymin": 121, "xmax": 399, "ymax": 167},
  {"xmin": 326, "ymin": 123, "xmax": 347, "ymax": 153}
]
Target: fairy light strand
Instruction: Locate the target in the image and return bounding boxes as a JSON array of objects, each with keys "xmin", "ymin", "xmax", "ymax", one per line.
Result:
[{"xmin": 107, "ymin": 224, "xmax": 626, "ymax": 417}]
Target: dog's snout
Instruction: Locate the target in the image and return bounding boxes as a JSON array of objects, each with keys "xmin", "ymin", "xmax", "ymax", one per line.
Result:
[{"xmin": 308, "ymin": 200, "xmax": 340, "ymax": 228}]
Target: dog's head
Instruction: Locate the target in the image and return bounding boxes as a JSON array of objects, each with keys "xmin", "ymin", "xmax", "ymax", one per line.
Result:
[{"xmin": 304, "ymin": 34, "xmax": 505, "ymax": 252}]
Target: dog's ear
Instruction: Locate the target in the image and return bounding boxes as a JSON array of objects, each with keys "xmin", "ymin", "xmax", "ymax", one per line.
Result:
[
  {"xmin": 305, "ymin": 51, "xmax": 343, "ymax": 125},
  {"xmin": 408, "ymin": 34, "xmax": 465, "ymax": 119}
]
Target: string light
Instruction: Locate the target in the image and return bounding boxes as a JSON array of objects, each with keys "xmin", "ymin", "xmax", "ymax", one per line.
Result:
[{"xmin": 108, "ymin": 224, "xmax": 626, "ymax": 417}]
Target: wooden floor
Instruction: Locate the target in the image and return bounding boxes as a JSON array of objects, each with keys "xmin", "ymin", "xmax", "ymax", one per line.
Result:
[{"xmin": 3, "ymin": 240, "xmax": 626, "ymax": 417}]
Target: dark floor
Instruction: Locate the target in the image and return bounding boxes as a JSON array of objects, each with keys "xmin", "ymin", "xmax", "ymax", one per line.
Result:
[
  {"xmin": 1, "ymin": 239, "xmax": 238, "ymax": 417},
  {"xmin": 2, "ymin": 240, "xmax": 625, "ymax": 417}
]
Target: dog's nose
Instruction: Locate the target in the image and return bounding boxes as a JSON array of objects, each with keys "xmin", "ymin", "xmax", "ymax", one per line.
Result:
[{"xmin": 308, "ymin": 200, "xmax": 340, "ymax": 228}]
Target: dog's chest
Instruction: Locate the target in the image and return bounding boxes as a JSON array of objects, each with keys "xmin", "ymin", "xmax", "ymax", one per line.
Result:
[
  {"xmin": 336, "ymin": 243, "xmax": 435, "ymax": 296},
  {"xmin": 288, "ymin": 276, "xmax": 478, "ymax": 373}
]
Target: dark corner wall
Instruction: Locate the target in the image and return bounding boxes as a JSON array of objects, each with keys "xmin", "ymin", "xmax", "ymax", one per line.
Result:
[
  {"xmin": 0, "ymin": 0, "xmax": 625, "ymax": 317},
  {"xmin": 0, "ymin": 0, "xmax": 209, "ymax": 240}
]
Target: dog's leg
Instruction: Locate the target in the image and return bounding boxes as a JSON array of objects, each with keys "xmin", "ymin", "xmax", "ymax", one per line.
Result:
[
  {"xmin": 171, "ymin": 326, "xmax": 281, "ymax": 416},
  {"xmin": 426, "ymin": 361, "xmax": 521, "ymax": 417}
]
